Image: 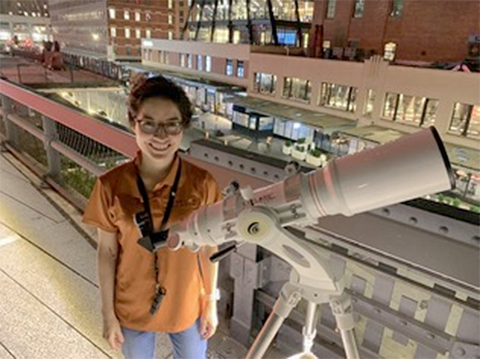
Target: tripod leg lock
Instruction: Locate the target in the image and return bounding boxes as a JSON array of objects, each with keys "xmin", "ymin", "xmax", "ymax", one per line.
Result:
[{"xmin": 329, "ymin": 293, "xmax": 355, "ymax": 330}]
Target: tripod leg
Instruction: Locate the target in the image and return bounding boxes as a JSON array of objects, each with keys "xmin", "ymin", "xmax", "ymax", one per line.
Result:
[
  {"xmin": 329, "ymin": 293, "xmax": 360, "ymax": 359},
  {"xmin": 246, "ymin": 284, "xmax": 302, "ymax": 359},
  {"xmin": 302, "ymin": 301, "xmax": 318, "ymax": 354}
]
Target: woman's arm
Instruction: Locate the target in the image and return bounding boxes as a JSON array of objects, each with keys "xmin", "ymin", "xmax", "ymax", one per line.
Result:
[
  {"xmin": 198, "ymin": 245, "xmax": 219, "ymax": 339},
  {"xmin": 97, "ymin": 228, "xmax": 124, "ymax": 350}
]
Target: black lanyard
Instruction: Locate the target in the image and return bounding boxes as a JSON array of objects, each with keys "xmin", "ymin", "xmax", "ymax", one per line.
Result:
[{"xmin": 136, "ymin": 159, "xmax": 182, "ymax": 251}]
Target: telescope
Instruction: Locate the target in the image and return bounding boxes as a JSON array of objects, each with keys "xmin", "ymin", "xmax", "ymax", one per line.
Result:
[{"xmin": 166, "ymin": 127, "xmax": 455, "ymax": 359}]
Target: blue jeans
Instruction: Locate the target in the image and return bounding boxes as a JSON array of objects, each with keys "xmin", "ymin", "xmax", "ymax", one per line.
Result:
[{"xmin": 121, "ymin": 318, "xmax": 207, "ymax": 359}]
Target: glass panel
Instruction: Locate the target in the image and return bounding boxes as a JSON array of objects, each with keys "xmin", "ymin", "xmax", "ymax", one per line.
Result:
[
  {"xmin": 396, "ymin": 95, "xmax": 424, "ymax": 125},
  {"xmin": 391, "ymin": 0, "xmax": 403, "ymax": 16},
  {"xmin": 449, "ymin": 103, "xmax": 470, "ymax": 135},
  {"xmin": 383, "ymin": 93, "xmax": 398, "ymax": 120},
  {"xmin": 467, "ymin": 105, "xmax": 480, "ymax": 139},
  {"xmin": 422, "ymin": 99, "xmax": 438, "ymax": 127},
  {"xmin": 353, "ymin": 0, "xmax": 365, "ymax": 18},
  {"xmin": 326, "ymin": 0, "xmax": 336, "ymax": 18}
]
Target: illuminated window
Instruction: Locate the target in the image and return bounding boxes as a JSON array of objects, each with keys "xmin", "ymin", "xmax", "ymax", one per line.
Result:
[
  {"xmin": 449, "ymin": 103, "xmax": 480, "ymax": 139},
  {"xmin": 168, "ymin": 0, "xmax": 173, "ymax": 8},
  {"xmin": 180, "ymin": 53, "xmax": 185, "ymax": 67},
  {"xmin": 187, "ymin": 54, "xmax": 193, "ymax": 68},
  {"xmin": 237, "ymin": 61, "xmax": 244, "ymax": 77},
  {"xmin": 205, "ymin": 56, "xmax": 212, "ymax": 72},
  {"xmin": 135, "ymin": 29, "xmax": 141, "ymax": 38},
  {"xmin": 382, "ymin": 93, "xmax": 439, "ymax": 127},
  {"xmin": 254, "ymin": 73, "xmax": 277, "ymax": 95},
  {"xmin": 135, "ymin": 11, "xmax": 141, "ymax": 21},
  {"xmin": 320, "ymin": 83, "xmax": 357, "ymax": 112},
  {"xmin": 110, "ymin": 27, "xmax": 116, "ymax": 37},
  {"xmin": 125, "ymin": 28, "xmax": 131, "ymax": 38},
  {"xmin": 283, "ymin": 77, "xmax": 312, "ymax": 103},
  {"xmin": 326, "ymin": 0, "xmax": 336, "ymax": 18},
  {"xmin": 197, "ymin": 55, "xmax": 203, "ymax": 71},
  {"xmin": 390, "ymin": 0, "xmax": 403, "ymax": 16},
  {"xmin": 226, "ymin": 59, "xmax": 233, "ymax": 76},
  {"xmin": 384, "ymin": 42, "xmax": 396, "ymax": 61},
  {"xmin": 168, "ymin": 31, "xmax": 173, "ymax": 40},
  {"xmin": 124, "ymin": 10, "xmax": 130, "ymax": 20},
  {"xmin": 146, "ymin": 29, "xmax": 151, "ymax": 38},
  {"xmin": 353, "ymin": 0, "xmax": 365, "ymax": 18},
  {"xmin": 168, "ymin": 14, "xmax": 173, "ymax": 24}
]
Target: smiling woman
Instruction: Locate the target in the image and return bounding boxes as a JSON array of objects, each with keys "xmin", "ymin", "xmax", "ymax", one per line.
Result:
[{"xmin": 82, "ymin": 75, "xmax": 222, "ymax": 359}]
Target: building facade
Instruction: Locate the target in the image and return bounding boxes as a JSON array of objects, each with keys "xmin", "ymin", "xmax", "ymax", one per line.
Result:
[
  {"xmin": 0, "ymin": 0, "xmax": 49, "ymax": 17},
  {"xmin": 48, "ymin": 0, "xmax": 187, "ymax": 61},
  {"xmin": 310, "ymin": 0, "xmax": 480, "ymax": 65}
]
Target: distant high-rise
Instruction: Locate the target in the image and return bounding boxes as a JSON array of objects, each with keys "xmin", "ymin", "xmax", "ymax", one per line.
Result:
[{"xmin": 0, "ymin": 0, "xmax": 49, "ymax": 17}]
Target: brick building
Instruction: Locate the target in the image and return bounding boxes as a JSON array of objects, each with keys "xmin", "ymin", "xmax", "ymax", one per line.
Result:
[
  {"xmin": 310, "ymin": 0, "xmax": 480, "ymax": 64},
  {"xmin": 48, "ymin": 0, "xmax": 188, "ymax": 61}
]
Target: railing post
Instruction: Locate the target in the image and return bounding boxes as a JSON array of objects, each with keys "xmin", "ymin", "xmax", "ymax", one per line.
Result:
[
  {"xmin": 41, "ymin": 115, "xmax": 62, "ymax": 180},
  {"xmin": 0, "ymin": 94, "xmax": 19, "ymax": 148}
]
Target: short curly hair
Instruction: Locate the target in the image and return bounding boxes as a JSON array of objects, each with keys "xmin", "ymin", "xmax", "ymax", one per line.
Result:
[{"xmin": 127, "ymin": 75, "xmax": 193, "ymax": 128}]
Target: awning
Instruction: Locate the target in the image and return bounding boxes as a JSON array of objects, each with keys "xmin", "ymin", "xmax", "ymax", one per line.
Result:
[
  {"xmin": 339, "ymin": 125, "xmax": 405, "ymax": 144},
  {"xmin": 226, "ymin": 95, "xmax": 356, "ymax": 133}
]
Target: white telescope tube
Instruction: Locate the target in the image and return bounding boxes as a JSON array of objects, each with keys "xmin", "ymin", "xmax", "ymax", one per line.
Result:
[
  {"xmin": 302, "ymin": 126, "xmax": 455, "ymax": 218},
  {"xmin": 169, "ymin": 127, "xmax": 455, "ymax": 250}
]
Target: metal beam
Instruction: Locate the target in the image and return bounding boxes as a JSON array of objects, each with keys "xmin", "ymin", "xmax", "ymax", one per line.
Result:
[
  {"xmin": 294, "ymin": 0, "xmax": 303, "ymax": 47},
  {"xmin": 210, "ymin": 0, "xmax": 219, "ymax": 42},
  {"xmin": 266, "ymin": 0, "xmax": 278, "ymax": 45},
  {"xmin": 246, "ymin": 0, "xmax": 254, "ymax": 44}
]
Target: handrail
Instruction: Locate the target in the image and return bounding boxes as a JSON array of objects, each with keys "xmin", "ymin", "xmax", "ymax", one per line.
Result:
[{"xmin": 0, "ymin": 79, "xmax": 137, "ymax": 158}]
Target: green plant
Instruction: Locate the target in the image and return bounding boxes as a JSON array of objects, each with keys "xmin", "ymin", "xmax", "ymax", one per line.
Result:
[
  {"xmin": 297, "ymin": 146, "xmax": 306, "ymax": 153},
  {"xmin": 310, "ymin": 149, "xmax": 321, "ymax": 157},
  {"xmin": 452, "ymin": 198, "xmax": 462, "ymax": 208},
  {"xmin": 469, "ymin": 205, "xmax": 480, "ymax": 213},
  {"xmin": 285, "ymin": 140, "xmax": 292, "ymax": 147},
  {"xmin": 297, "ymin": 138, "xmax": 306, "ymax": 144}
]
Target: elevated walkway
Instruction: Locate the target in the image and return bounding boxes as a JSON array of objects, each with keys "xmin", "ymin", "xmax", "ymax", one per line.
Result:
[{"xmin": 0, "ymin": 151, "xmax": 257, "ymax": 359}]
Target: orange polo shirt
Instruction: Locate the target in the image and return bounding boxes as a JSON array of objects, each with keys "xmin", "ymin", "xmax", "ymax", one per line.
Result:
[{"xmin": 83, "ymin": 154, "xmax": 221, "ymax": 333}]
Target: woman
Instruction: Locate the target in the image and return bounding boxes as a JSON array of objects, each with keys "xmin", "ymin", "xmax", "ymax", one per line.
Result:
[{"xmin": 83, "ymin": 75, "xmax": 221, "ymax": 359}]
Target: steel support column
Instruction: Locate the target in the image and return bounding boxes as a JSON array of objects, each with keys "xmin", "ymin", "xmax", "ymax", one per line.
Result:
[
  {"xmin": 294, "ymin": 0, "xmax": 303, "ymax": 47},
  {"xmin": 266, "ymin": 0, "xmax": 278, "ymax": 45}
]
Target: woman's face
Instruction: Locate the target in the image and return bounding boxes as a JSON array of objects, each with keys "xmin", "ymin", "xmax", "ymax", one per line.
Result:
[{"xmin": 133, "ymin": 97, "xmax": 184, "ymax": 163}]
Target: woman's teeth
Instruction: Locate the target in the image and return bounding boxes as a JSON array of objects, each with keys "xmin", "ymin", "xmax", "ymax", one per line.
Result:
[{"xmin": 150, "ymin": 143, "xmax": 169, "ymax": 151}]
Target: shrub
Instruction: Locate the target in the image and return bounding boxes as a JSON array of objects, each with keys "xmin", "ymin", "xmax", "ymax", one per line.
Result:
[
  {"xmin": 285, "ymin": 140, "xmax": 292, "ymax": 147},
  {"xmin": 297, "ymin": 138, "xmax": 306, "ymax": 144},
  {"xmin": 310, "ymin": 149, "xmax": 321, "ymax": 157}
]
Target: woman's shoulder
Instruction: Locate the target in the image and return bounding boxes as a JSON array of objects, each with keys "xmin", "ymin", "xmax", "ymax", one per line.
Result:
[
  {"xmin": 98, "ymin": 159, "xmax": 136, "ymax": 187},
  {"xmin": 181, "ymin": 158, "xmax": 215, "ymax": 183}
]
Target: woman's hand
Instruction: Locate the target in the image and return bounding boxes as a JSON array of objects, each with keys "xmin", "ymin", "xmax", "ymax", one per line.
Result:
[
  {"xmin": 200, "ymin": 299, "xmax": 218, "ymax": 340},
  {"xmin": 103, "ymin": 314, "xmax": 124, "ymax": 351}
]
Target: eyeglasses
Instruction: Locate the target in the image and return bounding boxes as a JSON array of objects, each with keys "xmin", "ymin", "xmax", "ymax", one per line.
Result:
[{"xmin": 136, "ymin": 119, "xmax": 183, "ymax": 136}]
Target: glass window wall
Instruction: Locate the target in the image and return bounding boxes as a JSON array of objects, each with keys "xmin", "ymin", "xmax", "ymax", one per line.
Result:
[
  {"xmin": 382, "ymin": 92, "xmax": 439, "ymax": 127},
  {"xmin": 254, "ymin": 73, "xmax": 277, "ymax": 95},
  {"xmin": 320, "ymin": 83, "xmax": 357, "ymax": 112},
  {"xmin": 283, "ymin": 77, "xmax": 311, "ymax": 103},
  {"xmin": 449, "ymin": 103, "xmax": 480, "ymax": 139}
]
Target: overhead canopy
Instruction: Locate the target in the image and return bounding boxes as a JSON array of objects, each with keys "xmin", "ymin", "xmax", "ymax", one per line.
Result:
[
  {"xmin": 226, "ymin": 95, "xmax": 356, "ymax": 134},
  {"xmin": 339, "ymin": 125, "xmax": 405, "ymax": 144}
]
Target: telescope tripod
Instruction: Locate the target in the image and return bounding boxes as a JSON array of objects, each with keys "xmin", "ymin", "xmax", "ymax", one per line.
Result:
[
  {"xmin": 245, "ymin": 282, "xmax": 359, "ymax": 359},
  {"xmin": 230, "ymin": 206, "xmax": 361, "ymax": 359}
]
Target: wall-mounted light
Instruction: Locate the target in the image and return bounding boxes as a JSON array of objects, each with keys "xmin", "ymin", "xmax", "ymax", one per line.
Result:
[{"xmin": 92, "ymin": 33, "xmax": 99, "ymax": 41}]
